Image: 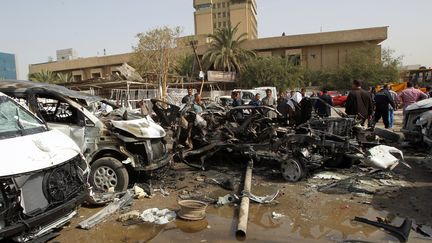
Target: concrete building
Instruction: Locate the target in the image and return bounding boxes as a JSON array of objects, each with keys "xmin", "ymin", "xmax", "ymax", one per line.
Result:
[
  {"xmin": 29, "ymin": 26, "xmax": 388, "ymax": 81},
  {"xmin": 56, "ymin": 48, "xmax": 78, "ymax": 61},
  {"xmin": 0, "ymin": 52, "xmax": 18, "ymax": 79},
  {"xmin": 193, "ymin": 0, "xmax": 257, "ymax": 40}
]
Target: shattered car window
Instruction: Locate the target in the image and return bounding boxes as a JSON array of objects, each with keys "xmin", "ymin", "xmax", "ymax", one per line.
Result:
[{"xmin": 0, "ymin": 96, "xmax": 46, "ymax": 138}]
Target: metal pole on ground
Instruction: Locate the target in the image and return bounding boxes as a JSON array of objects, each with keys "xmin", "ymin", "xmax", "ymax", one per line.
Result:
[{"xmin": 236, "ymin": 159, "xmax": 253, "ymax": 238}]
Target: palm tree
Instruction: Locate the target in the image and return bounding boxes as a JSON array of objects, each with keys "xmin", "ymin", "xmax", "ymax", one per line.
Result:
[
  {"xmin": 56, "ymin": 72, "xmax": 73, "ymax": 83},
  {"xmin": 28, "ymin": 70, "xmax": 58, "ymax": 83},
  {"xmin": 203, "ymin": 24, "xmax": 255, "ymax": 73}
]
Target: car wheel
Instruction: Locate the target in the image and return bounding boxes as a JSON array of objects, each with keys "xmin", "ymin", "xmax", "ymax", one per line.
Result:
[
  {"xmin": 90, "ymin": 157, "xmax": 129, "ymax": 192},
  {"xmin": 280, "ymin": 157, "xmax": 306, "ymax": 182}
]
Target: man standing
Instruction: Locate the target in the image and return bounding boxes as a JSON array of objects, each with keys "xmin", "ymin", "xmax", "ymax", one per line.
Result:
[
  {"xmin": 387, "ymin": 86, "xmax": 399, "ymax": 129},
  {"xmin": 398, "ymin": 82, "xmax": 427, "ymax": 113},
  {"xmin": 182, "ymin": 88, "xmax": 194, "ymax": 104},
  {"xmin": 315, "ymin": 88, "xmax": 333, "ymax": 117},
  {"xmin": 249, "ymin": 93, "xmax": 262, "ymax": 107},
  {"xmin": 262, "ymin": 89, "xmax": 277, "ymax": 118},
  {"xmin": 232, "ymin": 91, "xmax": 243, "ymax": 107},
  {"xmin": 345, "ymin": 80, "xmax": 373, "ymax": 126},
  {"xmin": 192, "ymin": 93, "xmax": 205, "ymax": 113},
  {"xmin": 372, "ymin": 85, "xmax": 395, "ymax": 128}
]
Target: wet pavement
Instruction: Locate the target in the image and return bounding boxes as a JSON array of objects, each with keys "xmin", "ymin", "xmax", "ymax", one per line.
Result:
[{"xmin": 49, "ymin": 110, "xmax": 432, "ymax": 243}]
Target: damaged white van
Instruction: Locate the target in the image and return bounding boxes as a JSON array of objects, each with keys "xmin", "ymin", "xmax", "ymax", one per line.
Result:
[{"xmin": 0, "ymin": 92, "xmax": 90, "ymax": 242}]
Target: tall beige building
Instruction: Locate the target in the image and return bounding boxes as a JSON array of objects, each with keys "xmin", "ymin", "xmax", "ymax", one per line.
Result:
[{"xmin": 193, "ymin": 0, "xmax": 257, "ymax": 40}]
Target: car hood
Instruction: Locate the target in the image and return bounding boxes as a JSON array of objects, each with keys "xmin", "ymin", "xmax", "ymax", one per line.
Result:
[
  {"xmin": 111, "ymin": 116, "xmax": 166, "ymax": 139},
  {"xmin": 0, "ymin": 129, "xmax": 81, "ymax": 177},
  {"xmin": 405, "ymin": 98, "xmax": 432, "ymax": 111}
]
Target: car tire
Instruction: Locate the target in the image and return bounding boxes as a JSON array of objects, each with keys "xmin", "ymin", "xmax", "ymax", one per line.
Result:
[
  {"xmin": 89, "ymin": 157, "xmax": 129, "ymax": 192},
  {"xmin": 280, "ymin": 157, "xmax": 306, "ymax": 182}
]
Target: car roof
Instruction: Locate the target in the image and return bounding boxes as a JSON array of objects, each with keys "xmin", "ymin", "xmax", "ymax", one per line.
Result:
[{"xmin": 0, "ymin": 80, "xmax": 101, "ymax": 104}]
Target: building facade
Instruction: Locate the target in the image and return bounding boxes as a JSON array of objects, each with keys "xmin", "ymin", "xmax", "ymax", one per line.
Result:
[
  {"xmin": 193, "ymin": 0, "xmax": 257, "ymax": 40},
  {"xmin": 0, "ymin": 52, "xmax": 17, "ymax": 79},
  {"xmin": 29, "ymin": 27, "xmax": 388, "ymax": 81}
]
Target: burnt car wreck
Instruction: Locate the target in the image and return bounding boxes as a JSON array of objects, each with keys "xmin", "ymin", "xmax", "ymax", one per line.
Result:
[
  {"xmin": 0, "ymin": 80, "xmax": 171, "ymax": 192},
  {"xmin": 0, "ymin": 92, "xmax": 90, "ymax": 242},
  {"xmin": 152, "ymin": 98, "xmax": 408, "ymax": 182}
]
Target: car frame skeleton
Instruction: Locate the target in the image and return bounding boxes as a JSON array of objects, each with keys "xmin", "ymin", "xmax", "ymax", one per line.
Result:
[
  {"xmin": 0, "ymin": 80, "xmax": 172, "ymax": 192},
  {"xmin": 152, "ymin": 98, "xmax": 408, "ymax": 181}
]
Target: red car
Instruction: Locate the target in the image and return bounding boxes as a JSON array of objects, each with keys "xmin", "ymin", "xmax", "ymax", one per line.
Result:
[{"xmin": 327, "ymin": 91, "xmax": 348, "ymax": 107}]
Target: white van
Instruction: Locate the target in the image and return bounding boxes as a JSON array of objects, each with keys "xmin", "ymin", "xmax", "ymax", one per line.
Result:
[{"xmin": 0, "ymin": 92, "xmax": 90, "ymax": 241}]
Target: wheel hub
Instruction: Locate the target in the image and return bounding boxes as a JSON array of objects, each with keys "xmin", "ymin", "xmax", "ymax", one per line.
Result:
[
  {"xmin": 93, "ymin": 166, "xmax": 118, "ymax": 191},
  {"xmin": 281, "ymin": 158, "xmax": 303, "ymax": 182}
]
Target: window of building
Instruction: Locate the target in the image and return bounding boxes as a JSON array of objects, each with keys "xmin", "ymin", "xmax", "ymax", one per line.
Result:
[
  {"xmin": 227, "ymin": 2, "xmax": 230, "ymax": 7},
  {"xmin": 223, "ymin": 12, "xmax": 226, "ymax": 17},
  {"xmin": 222, "ymin": 2, "xmax": 225, "ymax": 8},
  {"xmin": 213, "ymin": 4, "xmax": 215, "ymax": 8},
  {"xmin": 73, "ymin": 75, "xmax": 82, "ymax": 81},
  {"xmin": 217, "ymin": 12, "xmax": 221, "ymax": 18},
  {"xmin": 91, "ymin": 73, "xmax": 101, "ymax": 79},
  {"xmin": 218, "ymin": 22, "xmax": 221, "ymax": 27},
  {"xmin": 217, "ymin": 3, "xmax": 221, "ymax": 8},
  {"xmin": 288, "ymin": 55, "xmax": 301, "ymax": 66},
  {"xmin": 213, "ymin": 23, "xmax": 216, "ymax": 28},
  {"xmin": 223, "ymin": 21, "xmax": 226, "ymax": 27},
  {"xmin": 228, "ymin": 12, "xmax": 230, "ymax": 17},
  {"xmin": 213, "ymin": 13, "xmax": 216, "ymax": 18}
]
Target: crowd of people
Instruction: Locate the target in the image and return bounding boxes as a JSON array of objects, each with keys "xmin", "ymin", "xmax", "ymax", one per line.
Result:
[
  {"xmin": 181, "ymin": 81, "xmax": 432, "ymax": 129},
  {"xmin": 345, "ymin": 80, "xmax": 429, "ymax": 129}
]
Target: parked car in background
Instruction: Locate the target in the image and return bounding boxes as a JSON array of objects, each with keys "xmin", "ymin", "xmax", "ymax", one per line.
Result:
[
  {"xmin": 0, "ymin": 80, "xmax": 171, "ymax": 192},
  {"xmin": 0, "ymin": 92, "xmax": 90, "ymax": 241},
  {"xmin": 327, "ymin": 91, "xmax": 348, "ymax": 107}
]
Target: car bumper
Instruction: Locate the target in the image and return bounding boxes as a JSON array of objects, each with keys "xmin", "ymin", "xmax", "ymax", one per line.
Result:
[{"xmin": 0, "ymin": 190, "xmax": 88, "ymax": 240}]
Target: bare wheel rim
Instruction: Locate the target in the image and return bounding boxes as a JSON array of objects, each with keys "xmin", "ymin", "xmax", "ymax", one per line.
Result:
[
  {"xmin": 281, "ymin": 159, "xmax": 302, "ymax": 181},
  {"xmin": 93, "ymin": 166, "xmax": 118, "ymax": 191}
]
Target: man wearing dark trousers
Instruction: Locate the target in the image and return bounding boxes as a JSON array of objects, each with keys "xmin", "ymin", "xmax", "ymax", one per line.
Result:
[
  {"xmin": 372, "ymin": 84, "xmax": 395, "ymax": 128},
  {"xmin": 345, "ymin": 80, "xmax": 373, "ymax": 126}
]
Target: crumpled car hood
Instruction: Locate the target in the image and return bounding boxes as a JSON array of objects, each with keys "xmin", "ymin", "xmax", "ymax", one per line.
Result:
[
  {"xmin": 365, "ymin": 145, "xmax": 410, "ymax": 170},
  {"xmin": 111, "ymin": 116, "xmax": 166, "ymax": 139},
  {"xmin": 405, "ymin": 98, "xmax": 432, "ymax": 111},
  {"xmin": 0, "ymin": 129, "xmax": 81, "ymax": 177}
]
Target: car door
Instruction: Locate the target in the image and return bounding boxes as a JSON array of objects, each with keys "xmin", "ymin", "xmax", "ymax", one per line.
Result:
[{"xmin": 36, "ymin": 97, "xmax": 86, "ymax": 152}]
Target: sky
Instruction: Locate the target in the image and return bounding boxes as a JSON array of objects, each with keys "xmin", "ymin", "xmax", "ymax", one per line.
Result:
[{"xmin": 1, "ymin": 0, "xmax": 431, "ymax": 79}]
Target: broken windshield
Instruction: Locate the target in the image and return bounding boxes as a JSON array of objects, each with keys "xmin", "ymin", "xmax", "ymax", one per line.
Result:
[{"xmin": 0, "ymin": 95, "xmax": 46, "ymax": 139}]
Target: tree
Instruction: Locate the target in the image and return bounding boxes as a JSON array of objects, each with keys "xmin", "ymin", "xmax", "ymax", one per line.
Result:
[
  {"xmin": 239, "ymin": 56, "xmax": 304, "ymax": 90},
  {"xmin": 132, "ymin": 26, "xmax": 182, "ymax": 98},
  {"xmin": 28, "ymin": 70, "xmax": 58, "ymax": 83},
  {"xmin": 28, "ymin": 70, "xmax": 73, "ymax": 83},
  {"xmin": 174, "ymin": 54, "xmax": 200, "ymax": 80},
  {"xmin": 203, "ymin": 24, "xmax": 255, "ymax": 73},
  {"xmin": 57, "ymin": 72, "xmax": 73, "ymax": 83}
]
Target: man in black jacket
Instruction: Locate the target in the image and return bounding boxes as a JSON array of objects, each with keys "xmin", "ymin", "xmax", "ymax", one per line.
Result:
[
  {"xmin": 345, "ymin": 80, "xmax": 373, "ymax": 126},
  {"xmin": 372, "ymin": 84, "xmax": 395, "ymax": 128},
  {"xmin": 315, "ymin": 88, "xmax": 333, "ymax": 117}
]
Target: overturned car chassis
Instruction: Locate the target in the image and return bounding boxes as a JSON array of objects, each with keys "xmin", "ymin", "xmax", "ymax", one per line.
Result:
[{"xmin": 151, "ymin": 100, "xmax": 407, "ymax": 181}]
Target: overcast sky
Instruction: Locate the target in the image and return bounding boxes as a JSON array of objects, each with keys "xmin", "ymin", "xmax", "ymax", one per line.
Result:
[{"xmin": 1, "ymin": 0, "xmax": 431, "ymax": 79}]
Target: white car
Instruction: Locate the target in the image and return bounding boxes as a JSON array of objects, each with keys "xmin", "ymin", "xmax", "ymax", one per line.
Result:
[{"xmin": 0, "ymin": 92, "xmax": 90, "ymax": 241}]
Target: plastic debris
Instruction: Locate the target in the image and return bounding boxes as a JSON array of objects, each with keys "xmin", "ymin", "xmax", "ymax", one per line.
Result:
[
  {"xmin": 117, "ymin": 210, "xmax": 141, "ymax": 222},
  {"xmin": 271, "ymin": 212, "xmax": 285, "ymax": 219},
  {"xmin": 141, "ymin": 208, "xmax": 176, "ymax": 225},
  {"xmin": 217, "ymin": 194, "xmax": 239, "ymax": 206}
]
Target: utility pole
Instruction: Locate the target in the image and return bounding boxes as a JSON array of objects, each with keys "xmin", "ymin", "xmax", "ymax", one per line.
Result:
[{"xmin": 190, "ymin": 40, "xmax": 205, "ymax": 95}]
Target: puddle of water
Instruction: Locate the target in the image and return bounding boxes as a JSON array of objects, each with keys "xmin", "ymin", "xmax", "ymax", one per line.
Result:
[{"xmin": 53, "ymin": 185, "xmax": 429, "ymax": 243}]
